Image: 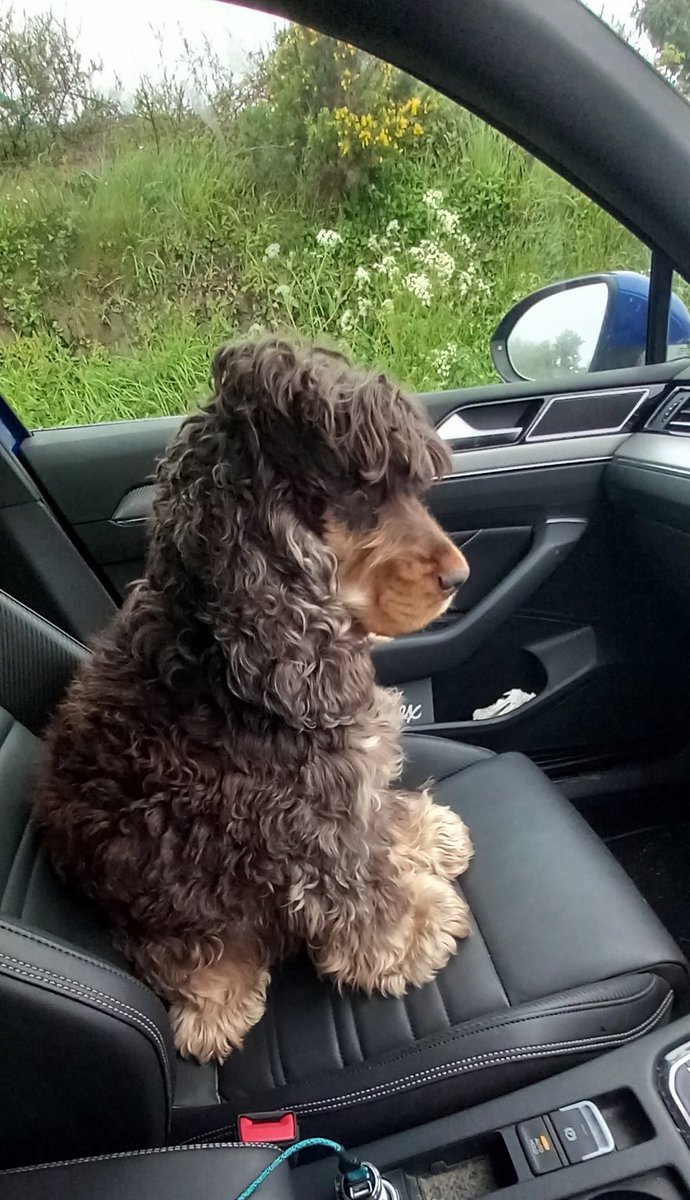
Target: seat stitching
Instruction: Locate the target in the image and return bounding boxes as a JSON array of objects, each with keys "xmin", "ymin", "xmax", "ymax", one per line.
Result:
[
  {"xmin": 0, "ymin": 1144, "xmax": 278, "ymax": 1176},
  {"xmin": 0, "ymin": 950, "xmax": 165, "ymax": 1034},
  {"xmin": 249, "ymin": 975, "xmax": 658, "ymax": 1094},
  {"xmin": 0, "ymin": 956, "xmax": 171, "ymax": 1100},
  {"xmin": 0, "ymin": 961, "xmax": 172, "ymax": 1103},
  {"xmin": 350, "ymin": 975, "xmax": 657, "ymax": 1064},
  {"xmin": 0, "ymin": 917, "xmax": 155, "ymax": 996},
  {"xmin": 0, "ymin": 956, "xmax": 170, "ymax": 1074},
  {"xmin": 0, "ymin": 955, "xmax": 169, "ymax": 1071},
  {"xmin": 290, "ymin": 990, "xmax": 672, "ymax": 1114},
  {"xmin": 180, "ymin": 1125, "xmax": 239, "ymax": 1144},
  {"xmin": 220, "ymin": 976, "xmax": 658, "ymax": 1106}
]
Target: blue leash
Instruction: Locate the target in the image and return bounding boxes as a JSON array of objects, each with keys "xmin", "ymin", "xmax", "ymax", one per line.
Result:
[{"xmin": 234, "ymin": 1137, "xmax": 345, "ymax": 1200}]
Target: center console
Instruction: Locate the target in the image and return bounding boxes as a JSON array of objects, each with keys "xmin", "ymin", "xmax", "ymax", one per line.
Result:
[
  {"xmin": 5, "ymin": 1017, "xmax": 690, "ymax": 1200},
  {"xmin": 293, "ymin": 1015, "xmax": 690, "ymax": 1200}
]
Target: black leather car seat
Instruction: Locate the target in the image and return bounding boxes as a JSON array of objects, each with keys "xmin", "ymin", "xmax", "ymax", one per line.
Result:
[{"xmin": 0, "ymin": 588, "xmax": 687, "ymax": 1168}]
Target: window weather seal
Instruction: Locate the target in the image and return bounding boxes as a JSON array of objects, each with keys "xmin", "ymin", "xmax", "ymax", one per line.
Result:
[
  {"xmin": 646, "ymin": 248, "xmax": 673, "ymax": 366},
  {"xmin": 0, "ymin": 391, "xmax": 28, "ymax": 453}
]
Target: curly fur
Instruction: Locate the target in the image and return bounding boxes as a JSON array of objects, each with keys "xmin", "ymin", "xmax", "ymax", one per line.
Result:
[{"xmin": 33, "ymin": 337, "xmax": 473, "ymax": 1063}]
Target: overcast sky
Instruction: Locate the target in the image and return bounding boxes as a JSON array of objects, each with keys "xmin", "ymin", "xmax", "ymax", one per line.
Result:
[{"xmin": 11, "ymin": 0, "xmax": 650, "ymax": 94}]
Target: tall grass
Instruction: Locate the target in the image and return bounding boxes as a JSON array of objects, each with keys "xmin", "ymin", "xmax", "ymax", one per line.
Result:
[{"xmin": 0, "ymin": 38, "xmax": 649, "ymax": 428}]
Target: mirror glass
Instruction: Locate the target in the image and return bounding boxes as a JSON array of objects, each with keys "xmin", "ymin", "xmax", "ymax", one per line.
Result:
[{"xmin": 505, "ymin": 282, "xmax": 609, "ymax": 381}]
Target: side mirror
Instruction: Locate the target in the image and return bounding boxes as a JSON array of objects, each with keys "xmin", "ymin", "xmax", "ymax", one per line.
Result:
[{"xmin": 490, "ymin": 271, "xmax": 690, "ymax": 384}]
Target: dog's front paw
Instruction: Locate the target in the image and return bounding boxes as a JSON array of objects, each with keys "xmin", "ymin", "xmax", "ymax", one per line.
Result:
[
  {"xmin": 170, "ymin": 999, "xmax": 235, "ymax": 1064},
  {"xmin": 425, "ymin": 803, "xmax": 474, "ymax": 880},
  {"xmin": 369, "ymin": 874, "xmax": 471, "ymax": 997},
  {"xmin": 398, "ymin": 790, "xmax": 474, "ymax": 880}
]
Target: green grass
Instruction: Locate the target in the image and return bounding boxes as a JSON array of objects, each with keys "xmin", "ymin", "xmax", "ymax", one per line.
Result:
[{"xmin": 0, "ymin": 110, "xmax": 650, "ymax": 429}]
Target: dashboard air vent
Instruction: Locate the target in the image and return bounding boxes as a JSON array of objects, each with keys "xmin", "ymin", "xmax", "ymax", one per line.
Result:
[{"xmin": 664, "ymin": 389, "xmax": 690, "ymax": 435}]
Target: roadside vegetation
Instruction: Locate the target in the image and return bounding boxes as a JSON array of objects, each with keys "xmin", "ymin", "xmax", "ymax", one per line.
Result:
[{"xmin": 0, "ymin": 11, "xmax": 654, "ymax": 426}]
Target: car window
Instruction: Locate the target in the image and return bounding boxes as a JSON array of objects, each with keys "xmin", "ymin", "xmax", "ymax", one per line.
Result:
[{"xmin": 0, "ymin": 1, "xmax": 654, "ymax": 428}]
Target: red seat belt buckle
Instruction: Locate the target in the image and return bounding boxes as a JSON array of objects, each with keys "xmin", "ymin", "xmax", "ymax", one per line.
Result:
[{"xmin": 238, "ymin": 1111, "xmax": 299, "ymax": 1144}]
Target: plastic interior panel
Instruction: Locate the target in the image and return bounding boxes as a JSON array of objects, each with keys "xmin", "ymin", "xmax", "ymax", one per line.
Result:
[{"xmin": 292, "ymin": 1015, "xmax": 690, "ymax": 1200}]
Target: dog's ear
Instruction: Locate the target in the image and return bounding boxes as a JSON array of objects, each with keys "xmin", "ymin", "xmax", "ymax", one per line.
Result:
[
  {"xmin": 147, "ymin": 342, "xmax": 375, "ymax": 731},
  {"xmin": 333, "ymin": 372, "xmax": 452, "ymax": 489}
]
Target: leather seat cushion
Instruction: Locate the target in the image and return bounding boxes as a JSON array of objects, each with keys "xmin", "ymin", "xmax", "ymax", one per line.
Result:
[
  {"xmin": 1, "ymin": 692, "xmax": 686, "ymax": 1149},
  {"xmin": 172, "ymin": 735, "xmax": 688, "ymax": 1145}
]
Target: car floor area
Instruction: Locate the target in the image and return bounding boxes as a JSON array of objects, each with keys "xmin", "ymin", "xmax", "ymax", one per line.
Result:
[
  {"xmin": 607, "ymin": 823, "xmax": 690, "ymax": 959},
  {"xmin": 574, "ymin": 772, "xmax": 690, "ymax": 959}
]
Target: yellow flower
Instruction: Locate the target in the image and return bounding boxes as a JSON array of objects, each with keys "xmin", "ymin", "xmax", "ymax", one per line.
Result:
[
  {"xmin": 412, "ymin": 122, "xmax": 424, "ymax": 136},
  {"xmin": 408, "ymin": 96, "xmax": 421, "ymax": 116}
]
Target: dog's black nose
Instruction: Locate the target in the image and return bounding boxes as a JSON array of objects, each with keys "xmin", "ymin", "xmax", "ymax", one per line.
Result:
[{"xmin": 439, "ymin": 564, "xmax": 469, "ymax": 591}]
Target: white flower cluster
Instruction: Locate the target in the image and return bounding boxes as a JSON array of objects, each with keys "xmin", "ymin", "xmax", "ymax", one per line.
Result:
[
  {"xmin": 316, "ymin": 228, "xmax": 343, "ymax": 248},
  {"xmin": 373, "ymin": 254, "xmax": 398, "ymax": 278},
  {"xmin": 423, "ymin": 188, "xmax": 476, "ymax": 250},
  {"xmin": 422, "ymin": 188, "xmax": 443, "ymax": 210},
  {"xmin": 436, "ymin": 208, "xmax": 459, "ymax": 234},
  {"xmin": 263, "ymin": 242, "xmax": 280, "ymax": 260},
  {"xmin": 354, "ymin": 266, "xmax": 371, "ymax": 287},
  {"xmin": 410, "ymin": 239, "xmax": 455, "ymax": 282},
  {"xmin": 456, "ymin": 262, "xmax": 484, "ymax": 299},
  {"xmin": 403, "ymin": 272, "xmax": 432, "ymax": 306},
  {"xmin": 432, "ymin": 342, "xmax": 459, "ymax": 383}
]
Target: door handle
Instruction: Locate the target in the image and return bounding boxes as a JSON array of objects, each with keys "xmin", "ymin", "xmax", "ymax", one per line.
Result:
[{"xmin": 436, "ymin": 411, "xmax": 523, "ymax": 448}]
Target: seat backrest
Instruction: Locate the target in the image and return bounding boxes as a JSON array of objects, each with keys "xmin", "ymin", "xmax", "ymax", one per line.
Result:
[{"xmin": 0, "ymin": 590, "xmax": 174, "ymax": 1169}]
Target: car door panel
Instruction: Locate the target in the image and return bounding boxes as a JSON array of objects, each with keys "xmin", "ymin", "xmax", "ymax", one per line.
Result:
[{"xmin": 7, "ymin": 364, "xmax": 689, "ymax": 776}]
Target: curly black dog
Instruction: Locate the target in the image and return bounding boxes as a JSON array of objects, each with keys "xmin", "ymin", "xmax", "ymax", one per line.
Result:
[{"xmin": 34, "ymin": 337, "xmax": 473, "ymax": 1063}]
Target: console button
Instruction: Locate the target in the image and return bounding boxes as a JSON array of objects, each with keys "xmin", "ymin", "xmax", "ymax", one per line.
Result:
[
  {"xmin": 549, "ymin": 1102, "xmax": 615, "ymax": 1163},
  {"xmin": 517, "ymin": 1118, "xmax": 564, "ymax": 1174}
]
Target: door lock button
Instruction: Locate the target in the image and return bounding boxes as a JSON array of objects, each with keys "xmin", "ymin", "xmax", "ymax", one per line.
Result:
[
  {"xmin": 516, "ymin": 1117, "xmax": 564, "ymax": 1174},
  {"xmin": 548, "ymin": 1101, "xmax": 615, "ymax": 1163}
]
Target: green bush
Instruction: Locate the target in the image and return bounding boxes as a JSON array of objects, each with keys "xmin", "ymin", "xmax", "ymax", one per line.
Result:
[{"xmin": 0, "ymin": 15, "xmax": 649, "ymax": 427}]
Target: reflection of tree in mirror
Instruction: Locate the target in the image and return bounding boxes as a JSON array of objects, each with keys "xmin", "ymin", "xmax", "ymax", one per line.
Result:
[{"xmin": 510, "ymin": 329, "xmax": 587, "ymax": 380}]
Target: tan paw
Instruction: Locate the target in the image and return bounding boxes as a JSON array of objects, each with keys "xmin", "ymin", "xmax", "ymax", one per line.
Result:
[
  {"xmin": 367, "ymin": 875, "xmax": 471, "ymax": 997},
  {"xmin": 170, "ymin": 998, "xmax": 240, "ymax": 1064},
  {"xmin": 425, "ymin": 803, "xmax": 474, "ymax": 880}
]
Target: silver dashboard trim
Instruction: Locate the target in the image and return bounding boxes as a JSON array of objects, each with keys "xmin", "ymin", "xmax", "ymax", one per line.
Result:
[
  {"xmin": 444, "ymin": 456, "xmax": 611, "ymax": 482},
  {"xmin": 445, "ymin": 433, "xmax": 627, "ymax": 481},
  {"xmin": 525, "ymin": 387, "xmax": 650, "ymax": 442},
  {"xmin": 668, "ymin": 1047, "xmax": 690, "ymax": 1129}
]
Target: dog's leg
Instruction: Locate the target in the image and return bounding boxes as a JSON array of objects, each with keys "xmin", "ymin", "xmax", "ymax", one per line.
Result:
[
  {"xmin": 393, "ymin": 788, "xmax": 474, "ymax": 881},
  {"xmin": 300, "ymin": 859, "xmax": 470, "ymax": 998},
  {"xmin": 167, "ymin": 942, "xmax": 270, "ymax": 1064}
]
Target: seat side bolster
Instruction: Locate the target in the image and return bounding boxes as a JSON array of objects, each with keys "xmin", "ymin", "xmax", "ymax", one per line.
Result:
[
  {"xmin": 0, "ymin": 589, "xmax": 87, "ymax": 734},
  {"xmin": 0, "ymin": 917, "xmax": 174, "ymax": 1169}
]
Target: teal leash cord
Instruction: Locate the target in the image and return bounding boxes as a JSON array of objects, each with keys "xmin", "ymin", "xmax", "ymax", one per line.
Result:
[{"xmin": 234, "ymin": 1137, "xmax": 345, "ymax": 1200}]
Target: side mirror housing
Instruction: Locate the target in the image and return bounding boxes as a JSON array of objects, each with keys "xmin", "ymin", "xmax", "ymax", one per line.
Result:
[{"xmin": 490, "ymin": 271, "xmax": 690, "ymax": 383}]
